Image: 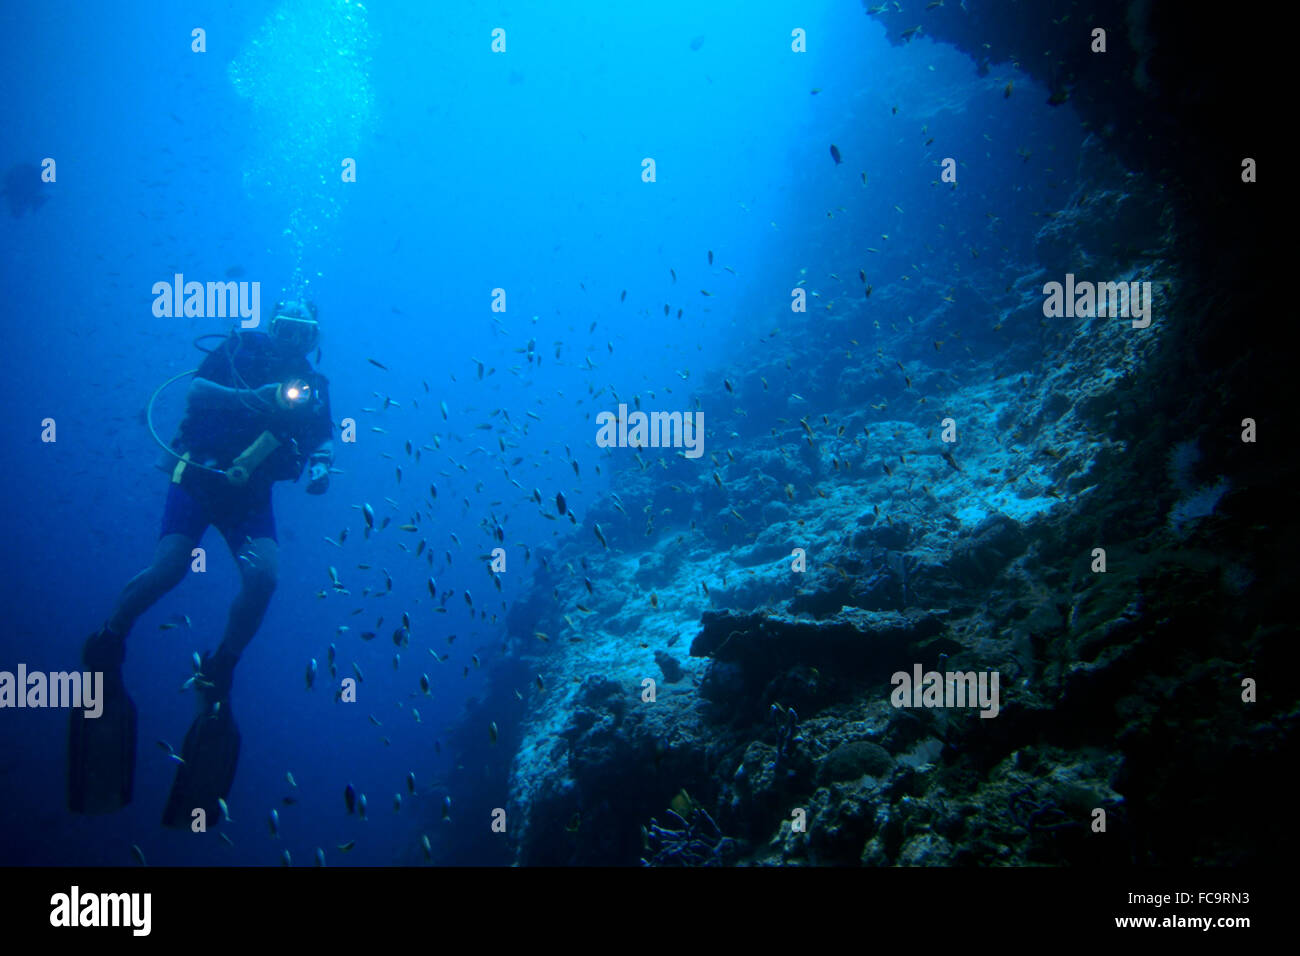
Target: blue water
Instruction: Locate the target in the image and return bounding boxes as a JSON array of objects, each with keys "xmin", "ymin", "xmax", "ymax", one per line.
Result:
[{"xmin": 0, "ymin": 0, "xmax": 1085, "ymax": 865}]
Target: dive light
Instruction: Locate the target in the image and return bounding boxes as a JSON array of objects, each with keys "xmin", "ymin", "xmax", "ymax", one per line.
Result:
[{"xmin": 278, "ymin": 379, "xmax": 312, "ymax": 409}]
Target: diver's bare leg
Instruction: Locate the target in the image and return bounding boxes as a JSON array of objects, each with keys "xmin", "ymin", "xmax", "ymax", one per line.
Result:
[
  {"xmin": 106, "ymin": 533, "xmax": 196, "ymax": 636},
  {"xmin": 217, "ymin": 536, "xmax": 279, "ymax": 661}
]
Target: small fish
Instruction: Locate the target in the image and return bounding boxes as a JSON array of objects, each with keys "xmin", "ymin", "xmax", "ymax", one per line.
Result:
[
  {"xmin": 269, "ymin": 809, "xmax": 280, "ymax": 837},
  {"xmin": 286, "ymin": 771, "xmax": 298, "ymax": 789},
  {"xmin": 315, "ymin": 848, "xmax": 326, "ymax": 866},
  {"xmin": 407, "ymin": 772, "xmax": 416, "ymax": 794},
  {"xmin": 650, "ymin": 593, "xmax": 659, "ymax": 608},
  {"xmin": 830, "ymin": 144, "xmax": 842, "ymax": 164},
  {"xmin": 281, "ymin": 850, "xmax": 291, "ymax": 866},
  {"xmin": 422, "ymin": 834, "xmax": 433, "ymax": 860},
  {"xmin": 1004, "ymin": 80, "xmax": 1013, "ymax": 98},
  {"xmin": 556, "ymin": 491, "xmax": 567, "ymax": 515},
  {"xmin": 535, "ymin": 674, "xmax": 544, "ymax": 691},
  {"xmin": 489, "ymin": 721, "xmax": 499, "ymax": 744},
  {"xmin": 305, "ymin": 658, "xmax": 317, "ymax": 690},
  {"xmin": 130, "ymin": 844, "xmax": 146, "ymax": 866},
  {"xmin": 358, "ymin": 794, "xmax": 368, "ymax": 820},
  {"xmin": 442, "ymin": 796, "xmax": 452, "ymax": 820},
  {"xmin": 218, "ymin": 797, "xmax": 232, "ymax": 822},
  {"xmin": 156, "ymin": 739, "xmax": 184, "ymax": 764},
  {"xmin": 367, "ymin": 358, "xmax": 388, "ymax": 370}
]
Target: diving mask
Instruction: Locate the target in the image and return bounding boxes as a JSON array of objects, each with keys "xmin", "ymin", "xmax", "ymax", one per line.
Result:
[{"xmin": 269, "ymin": 313, "xmax": 320, "ymax": 354}]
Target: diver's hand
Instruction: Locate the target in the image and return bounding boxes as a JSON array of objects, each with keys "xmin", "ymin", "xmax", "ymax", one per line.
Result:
[
  {"xmin": 253, "ymin": 383, "xmax": 282, "ymax": 409},
  {"xmin": 306, "ymin": 462, "xmax": 330, "ymax": 495}
]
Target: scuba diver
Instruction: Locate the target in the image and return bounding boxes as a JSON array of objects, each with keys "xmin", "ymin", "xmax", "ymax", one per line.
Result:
[{"xmin": 68, "ymin": 300, "xmax": 334, "ymax": 829}]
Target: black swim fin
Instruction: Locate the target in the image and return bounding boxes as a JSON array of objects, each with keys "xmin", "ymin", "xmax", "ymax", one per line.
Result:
[
  {"xmin": 68, "ymin": 627, "xmax": 137, "ymax": 814},
  {"xmin": 162, "ymin": 654, "xmax": 240, "ymax": 830}
]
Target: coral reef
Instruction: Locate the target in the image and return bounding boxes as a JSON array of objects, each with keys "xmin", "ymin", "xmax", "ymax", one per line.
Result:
[{"xmin": 493, "ymin": 3, "xmax": 1294, "ymax": 869}]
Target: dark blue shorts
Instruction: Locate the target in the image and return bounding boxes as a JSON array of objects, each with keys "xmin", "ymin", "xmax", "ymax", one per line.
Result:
[{"xmin": 160, "ymin": 473, "xmax": 277, "ymax": 546}]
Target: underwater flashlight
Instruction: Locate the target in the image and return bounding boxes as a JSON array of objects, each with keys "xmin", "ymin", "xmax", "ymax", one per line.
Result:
[{"xmin": 277, "ymin": 379, "xmax": 312, "ymax": 409}]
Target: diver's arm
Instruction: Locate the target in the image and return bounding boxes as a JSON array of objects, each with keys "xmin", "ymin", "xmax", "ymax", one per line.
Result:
[{"xmin": 187, "ymin": 377, "xmax": 279, "ymax": 411}]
